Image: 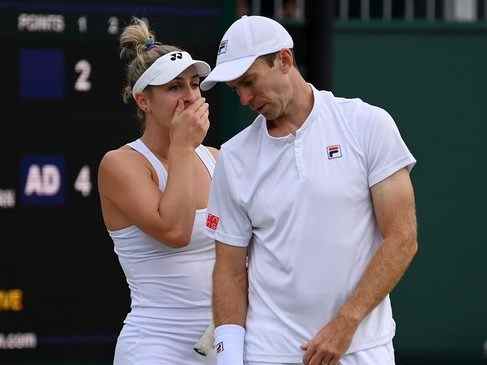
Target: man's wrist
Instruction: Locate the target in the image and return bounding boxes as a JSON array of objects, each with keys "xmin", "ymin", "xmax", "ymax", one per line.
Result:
[
  {"xmin": 337, "ymin": 302, "xmax": 363, "ymax": 327},
  {"xmin": 214, "ymin": 324, "xmax": 245, "ymax": 365}
]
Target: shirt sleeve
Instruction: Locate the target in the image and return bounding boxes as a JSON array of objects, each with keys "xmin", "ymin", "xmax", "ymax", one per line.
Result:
[
  {"xmin": 365, "ymin": 106, "xmax": 417, "ymax": 187},
  {"xmin": 204, "ymin": 148, "xmax": 252, "ymax": 247}
]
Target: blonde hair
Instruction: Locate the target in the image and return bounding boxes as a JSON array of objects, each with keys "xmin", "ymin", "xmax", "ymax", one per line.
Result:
[{"xmin": 119, "ymin": 17, "xmax": 181, "ymax": 129}]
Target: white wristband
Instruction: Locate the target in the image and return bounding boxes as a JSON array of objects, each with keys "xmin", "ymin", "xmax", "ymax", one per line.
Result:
[{"xmin": 214, "ymin": 324, "xmax": 245, "ymax": 365}]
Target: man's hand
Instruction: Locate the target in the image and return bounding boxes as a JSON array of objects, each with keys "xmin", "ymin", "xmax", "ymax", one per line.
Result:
[{"xmin": 301, "ymin": 313, "xmax": 359, "ymax": 365}]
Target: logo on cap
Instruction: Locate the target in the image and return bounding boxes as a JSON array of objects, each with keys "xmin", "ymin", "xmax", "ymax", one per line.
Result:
[
  {"xmin": 206, "ymin": 213, "xmax": 220, "ymax": 230},
  {"xmin": 218, "ymin": 40, "xmax": 228, "ymax": 55},
  {"xmin": 327, "ymin": 145, "xmax": 342, "ymax": 159}
]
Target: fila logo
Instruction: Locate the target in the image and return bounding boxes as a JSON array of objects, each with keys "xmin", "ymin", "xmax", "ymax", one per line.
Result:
[
  {"xmin": 327, "ymin": 145, "xmax": 342, "ymax": 159},
  {"xmin": 215, "ymin": 341, "xmax": 224, "ymax": 353},
  {"xmin": 206, "ymin": 213, "xmax": 220, "ymax": 230},
  {"xmin": 218, "ymin": 40, "xmax": 228, "ymax": 55},
  {"xmin": 170, "ymin": 52, "xmax": 183, "ymax": 61}
]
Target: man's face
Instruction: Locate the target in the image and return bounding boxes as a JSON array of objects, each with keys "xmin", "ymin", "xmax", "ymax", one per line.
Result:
[{"xmin": 227, "ymin": 55, "xmax": 289, "ymax": 121}]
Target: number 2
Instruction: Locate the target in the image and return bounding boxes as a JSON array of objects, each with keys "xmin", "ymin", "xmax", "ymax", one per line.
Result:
[
  {"xmin": 108, "ymin": 17, "xmax": 119, "ymax": 34},
  {"xmin": 74, "ymin": 60, "xmax": 91, "ymax": 92},
  {"xmin": 78, "ymin": 16, "xmax": 87, "ymax": 32}
]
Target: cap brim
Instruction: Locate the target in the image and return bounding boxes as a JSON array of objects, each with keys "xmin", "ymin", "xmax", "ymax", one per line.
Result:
[
  {"xmin": 200, "ymin": 55, "xmax": 258, "ymax": 91},
  {"xmin": 149, "ymin": 60, "xmax": 211, "ymax": 86}
]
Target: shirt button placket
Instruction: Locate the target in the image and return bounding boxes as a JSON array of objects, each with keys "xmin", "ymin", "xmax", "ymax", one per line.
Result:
[{"xmin": 294, "ymin": 134, "xmax": 304, "ymax": 179}]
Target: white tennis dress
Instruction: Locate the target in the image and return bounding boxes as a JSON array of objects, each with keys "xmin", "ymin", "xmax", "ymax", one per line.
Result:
[{"xmin": 109, "ymin": 139, "xmax": 216, "ymax": 365}]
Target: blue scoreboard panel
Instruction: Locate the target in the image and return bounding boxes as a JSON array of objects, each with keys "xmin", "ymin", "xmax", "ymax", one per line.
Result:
[{"xmin": 0, "ymin": 1, "xmax": 222, "ymax": 362}]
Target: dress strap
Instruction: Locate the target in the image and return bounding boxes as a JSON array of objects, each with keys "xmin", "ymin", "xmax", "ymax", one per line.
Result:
[
  {"xmin": 195, "ymin": 145, "xmax": 216, "ymax": 178},
  {"xmin": 127, "ymin": 139, "xmax": 168, "ymax": 189}
]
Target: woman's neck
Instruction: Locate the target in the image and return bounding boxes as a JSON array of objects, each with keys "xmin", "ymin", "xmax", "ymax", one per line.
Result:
[{"xmin": 140, "ymin": 121, "xmax": 171, "ymax": 161}]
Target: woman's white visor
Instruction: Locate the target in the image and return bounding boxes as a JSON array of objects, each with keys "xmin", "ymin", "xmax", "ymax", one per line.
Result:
[{"xmin": 132, "ymin": 51, "xmax": 211, "ymax": 98}]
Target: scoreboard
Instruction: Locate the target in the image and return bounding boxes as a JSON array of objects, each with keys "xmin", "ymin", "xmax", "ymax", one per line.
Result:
[{"xmin": 0, "ymin": 0, "xmax": 222, "ymax": 362}]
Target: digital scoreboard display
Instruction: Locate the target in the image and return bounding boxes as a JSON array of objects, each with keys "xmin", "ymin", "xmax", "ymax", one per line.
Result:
[{"xmin": 0, "ymin": 1, "xmax": 222, "ymax": 362}]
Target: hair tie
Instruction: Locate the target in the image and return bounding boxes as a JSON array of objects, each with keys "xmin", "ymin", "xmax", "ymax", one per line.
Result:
[{"xmin": 145, "ymin": 36, "xmax": 156, "ymax": 51}]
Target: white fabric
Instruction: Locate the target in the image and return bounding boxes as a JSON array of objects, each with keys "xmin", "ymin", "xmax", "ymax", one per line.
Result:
[
  {"xmin": 111, "ymin": 139, "xmax": 216, "ymax": 365},
  {"xmin": 132, "ymin": 51, "xmax": 211, "ymax": 97},
  {"xmin": 214, "ymin": 324, "xmax": 246, "ymax": 365},
  {"xmin": 205, "ymin": 85, "xmax": 416, "ymax": 363},
  {"xmin": 201, "ymin": 16, "xmax": 293, "ymax": 90},
  {"xmin": 339, "ymin": 341, "xmax": 395, "ymax": 365},
  {"xmin": 245, "ymin": 341, "xmax": 395, "ymax": 365}
]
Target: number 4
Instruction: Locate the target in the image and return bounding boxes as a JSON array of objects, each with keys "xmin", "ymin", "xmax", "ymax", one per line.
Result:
[{"xmin": 75, "ymin": 166, "xmax": 92, "ymax": 197}]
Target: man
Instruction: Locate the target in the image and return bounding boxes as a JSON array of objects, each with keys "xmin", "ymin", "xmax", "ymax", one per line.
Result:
[{"xmin": 201, "ymin": 15, "xmax": 417, "ymax": 365}]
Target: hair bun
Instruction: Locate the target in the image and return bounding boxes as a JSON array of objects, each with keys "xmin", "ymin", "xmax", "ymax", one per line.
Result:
[{"xmin": 119, "ymin": 17, "xmax": 154, "ymax": 63}]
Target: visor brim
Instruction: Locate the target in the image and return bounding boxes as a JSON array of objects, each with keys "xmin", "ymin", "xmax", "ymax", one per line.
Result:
[{"xmin": 148, "ymin": 60, "xmax": 211, "ymax": 87}]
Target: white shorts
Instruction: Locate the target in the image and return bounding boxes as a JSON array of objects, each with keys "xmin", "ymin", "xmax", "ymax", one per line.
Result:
[
  {"xmin": 114, "ymin": 323, "xmax": 216, "ymax": 365},
  {"xmin": 245, "ymin": 341, "xmax": 395, "ymax": 365}
]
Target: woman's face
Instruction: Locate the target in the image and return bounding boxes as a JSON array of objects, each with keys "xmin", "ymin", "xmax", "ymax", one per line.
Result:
[{"xmin": 145, "ymin": 65, "xmax": 202, "ymax": 126}]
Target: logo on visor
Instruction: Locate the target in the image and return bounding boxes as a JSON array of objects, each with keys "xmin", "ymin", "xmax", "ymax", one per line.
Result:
[
  {"xmin": 170, "ymin": 52, "xmax": 183, "ymax": 61},
  {"xmin": 218, "ymin": 40, "xmax": 228, "ymax": 55},
  {"xmin": 215, "ymin": 341, "xmax": 224, "ymax": 353},
  {"xmin": 327, "ymin": 145, "xmax": 342, "ymax": 159},
  {"xmin": 206, "ymin": 214, "xmax": 220, "ymax": 230}
]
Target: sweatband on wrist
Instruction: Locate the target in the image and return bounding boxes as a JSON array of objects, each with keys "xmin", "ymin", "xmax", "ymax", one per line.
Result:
[{"xmin": 214, "ymin": 324, "xmax": 245, "ymax": 365}]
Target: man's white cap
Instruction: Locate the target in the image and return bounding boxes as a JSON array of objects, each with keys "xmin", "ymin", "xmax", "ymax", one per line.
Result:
[
  {"xmin": 132, "ymin": 51, "xmax": 210, "ymax": 98},
  {"xmin": 200, "ymin": 15, "xmax": 293, "ymax": 91}
]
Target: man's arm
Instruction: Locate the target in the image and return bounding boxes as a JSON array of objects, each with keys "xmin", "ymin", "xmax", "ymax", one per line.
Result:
[
  {"xmin": 194, "ymin": 240, "xmax": 244, "ymax": 358},
  {"xmin": 303, "ymin": 168, "xmax": 418, "ymax": 365},
  {"xmin": 339, "ymin": 167, "xmax": 417, "ymax": 324},
  {"xmin": 213, "ymin": 241, "xmax": 248, "ymax": 326},
  {"xmin": 212, "ymin": 241, "xmax": 248, "ymax": 365}
]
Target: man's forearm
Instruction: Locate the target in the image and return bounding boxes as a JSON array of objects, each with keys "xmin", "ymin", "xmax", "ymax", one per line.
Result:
[
  {"xmin": 213, "ymin": 262, "xmax": 248, "ymax": 327},
  {"xmin": 339, "ymin": 234, "xmax": 417, "ymax": 324}
]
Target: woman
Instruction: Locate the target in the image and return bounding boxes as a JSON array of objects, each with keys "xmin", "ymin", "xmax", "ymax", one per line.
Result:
[{"xmin": 97, "ymin": 18, "xmax": 217, "ymax": 364}]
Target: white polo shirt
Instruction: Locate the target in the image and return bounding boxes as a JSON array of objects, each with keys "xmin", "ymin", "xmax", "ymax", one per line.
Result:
[{"xmin": 205, "ymin": 85, "xmax": 416, "ymax": 363}]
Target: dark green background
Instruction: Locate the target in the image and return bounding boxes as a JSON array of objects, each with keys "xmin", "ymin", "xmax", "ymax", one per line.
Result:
[{"xmin": 333, "ymin": 21, "xmax": 486, "ymax": 358}]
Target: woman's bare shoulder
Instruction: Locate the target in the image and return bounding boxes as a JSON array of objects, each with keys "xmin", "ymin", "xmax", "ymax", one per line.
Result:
[{"xmin": 98, "ymin": 145, "xmax": 149, "ymax": 179}]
